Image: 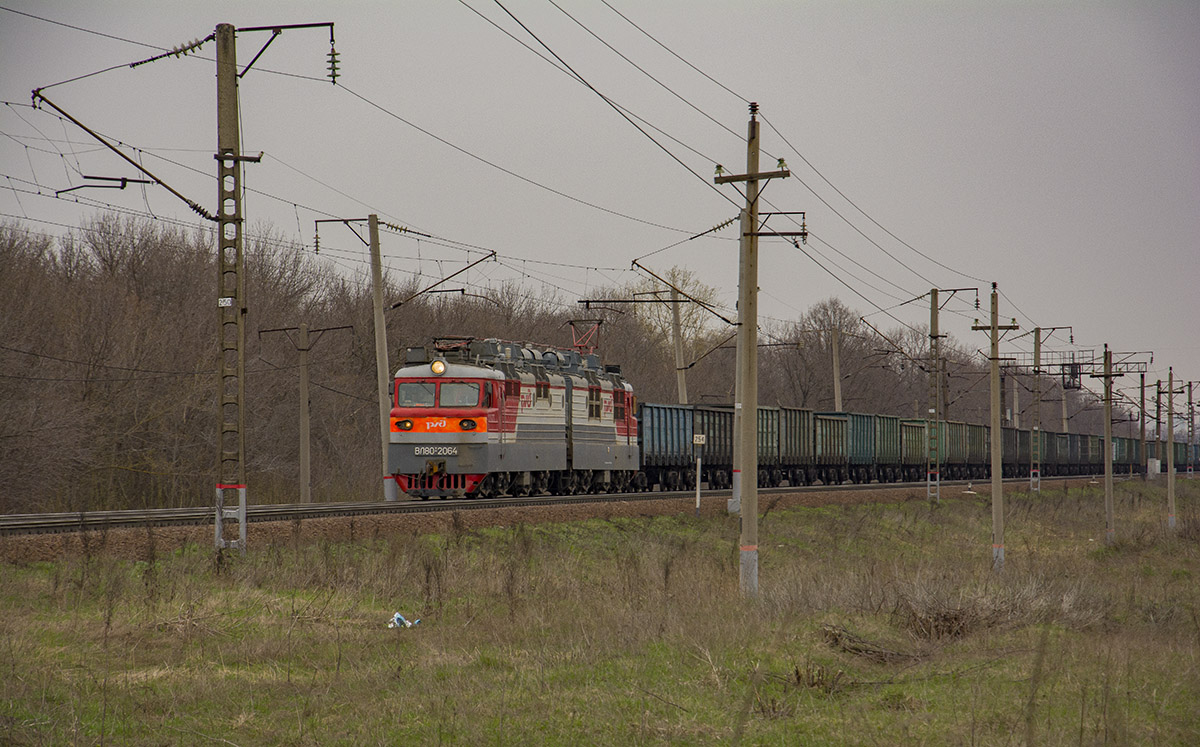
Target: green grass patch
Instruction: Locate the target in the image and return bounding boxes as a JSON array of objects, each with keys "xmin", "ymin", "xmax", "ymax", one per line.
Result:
[{"xmin": 2, "ymin": 481, "xmax": 1199, "ymax": 744}]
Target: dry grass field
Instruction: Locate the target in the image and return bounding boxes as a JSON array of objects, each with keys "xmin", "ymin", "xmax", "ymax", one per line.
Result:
[{"xmin": 2, "ymin": 480, "xmax": 1198, "ymax": 745}]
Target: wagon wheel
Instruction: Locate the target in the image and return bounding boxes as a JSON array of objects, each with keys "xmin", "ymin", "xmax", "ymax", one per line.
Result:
[
  {"xmin": 509, "ymin": 473, "xmax": 530, "ymax": 497},
  {"xmin": 576, "ymin": 470, "xmax": 593, "ymax": 494},
  {"xmin": 492, "ymin": 472, "xmax": 511, "ymax": 497}
]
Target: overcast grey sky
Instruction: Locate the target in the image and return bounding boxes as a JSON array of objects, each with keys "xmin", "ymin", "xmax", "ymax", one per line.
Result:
[{"xmin": 2, "ymin": 1, "xmax": 1198, "ymax": 410}]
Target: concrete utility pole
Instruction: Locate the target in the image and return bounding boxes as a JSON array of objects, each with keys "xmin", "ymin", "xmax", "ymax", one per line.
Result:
[
  {"xmin": 214, "ymin": 23, "xmax": 248, "ymax": 553},
  {"xmin": 1103, "ymin": 346, "xmax": 1115, "ymax": 545},
  {"xmin": 671, "ymin": 287, "xmax": 688, "ymax": 405},
  {"xmin": 928, "ymin": 289, "xmax": 941, "ymax": 504},
  {"xmin": 1141, "ymin": 374, "xmax": 1147, "ymax": 480},
  {"xmin": 733, "ymin": 107, "xmax": 762, "ymax": 597},
  {"xmin": 259, "ymin": 323, "xmax": 353, "ymax": 503},
  {"xmin": 1032, "ymin": 328, "xmax": 1043, "ymax": 491},
  {"xmin": 1011, "ymin": 375, "xmax": 1020, "ymax": 428},
  {"xmin": 1168, "ymin": 368, "xmax": 1176, "ymax": 529},
  {"xmin": 369, "ymin": 215, "xmax": 398, "ymax": 502},
  {"xmin": 1190, "ymin": 382, "xmax": 1195, "ymax": 478},
  {"xmin": 1155, "ymin": 378, "xmax": 1164, "ymax": 477},
  {"xmin": 1087, "ymin": 350, "xmax": 1148, "ymax": 535},
  {"xmin": 1061, "ymin": 381, "xmax": 1069, "ymax": 434},
  {"xmin": 300, "ymin": 323, "xmax": 311, "ymax": 503},
  {"xmin": 830, "ymin": 328, "xmax": 843, "ymax": 412},
  {"xmin": 973, "ymin": 283, "xmax": 1018, "ymax": 572},
  {"xmin": 212, "ymin": 20, "xmax": 335, "ymax": 548},
  {"xmin": 1023, "ymin": 326, "xmax": 1074, "ymax": 488},
  {"xmin": 923, "ymin": 287, "xmax": 973, "ymax": 502},
  {"xmin": 715, "ymin": 102, "xmax": 795, "ymax": 596},
  {"xmin": 1001, "ymin": 372, "xmax": 1008, "ymax": 425}
]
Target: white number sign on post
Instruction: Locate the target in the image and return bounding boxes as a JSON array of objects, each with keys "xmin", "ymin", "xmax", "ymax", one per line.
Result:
[{"xmin": 693, "ymin": 434, "xmax": 706, "ymax": 517}]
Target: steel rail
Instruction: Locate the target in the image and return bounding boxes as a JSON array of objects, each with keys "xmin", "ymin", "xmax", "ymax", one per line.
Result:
[{"xmin": 0, "ymin": 475, "xmax": 1100, "ymax": 537}]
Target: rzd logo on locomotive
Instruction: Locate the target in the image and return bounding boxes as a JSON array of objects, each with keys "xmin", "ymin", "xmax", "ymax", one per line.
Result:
[{"xmin": 424, "ymin": 419, "xmax": 447, "ymax": 430}]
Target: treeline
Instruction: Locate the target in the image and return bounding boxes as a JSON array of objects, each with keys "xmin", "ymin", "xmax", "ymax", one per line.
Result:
[{"xmin": 0, "ymin": 215, "xmax": 1117, "ymax": 512}]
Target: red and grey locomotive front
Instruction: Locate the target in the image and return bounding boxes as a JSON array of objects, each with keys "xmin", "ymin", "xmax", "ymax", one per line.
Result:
[
  {"xmin": 389, "ymin": 350, "xmax": 503, "ymax": 497},
  {"xmin": 388, "ymin": 339, "xmax": 639, "ymax": 498}
]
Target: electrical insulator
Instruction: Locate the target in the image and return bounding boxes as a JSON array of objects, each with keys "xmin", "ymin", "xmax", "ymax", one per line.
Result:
[
  {"xmin": 314, "ymin": 232, "xmax": 320, "ymax": 254},
  {"xmin": 327, "ymin": 48, "xmax": 340, "ymax": 84}
]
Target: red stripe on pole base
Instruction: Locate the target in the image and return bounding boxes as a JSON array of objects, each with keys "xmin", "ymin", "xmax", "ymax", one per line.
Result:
[
  {"xmin": 740, "ymin": 545, "xmax": 758, "ymax": 552},
  {"xmin": 383, "ymin": 474, "xmax": 400, "ymax": 502},
  {"xmin": 216, "ymin": 483, "xmax": 246, "ymax": 489}
]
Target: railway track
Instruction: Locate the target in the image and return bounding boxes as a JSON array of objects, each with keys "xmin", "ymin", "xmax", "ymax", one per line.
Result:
[{"xmin": 0, "ymin": 475, "xmax": 1100, "ymax": 537}]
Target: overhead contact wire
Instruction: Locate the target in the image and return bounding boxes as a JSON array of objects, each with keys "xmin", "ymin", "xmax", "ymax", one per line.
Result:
[
  {"xmin": 490, "ymin": 0, "xmax": 739, "ymax": 211},
  {"xmin": 336, "ymin": 83, "xmax": 693, "ymax": 234}
]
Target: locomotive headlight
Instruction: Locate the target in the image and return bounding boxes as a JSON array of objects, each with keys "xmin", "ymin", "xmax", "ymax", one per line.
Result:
[
  {"xmin": 430, "ymin": 360, "xmax": 446, "ymax": 375},
  {"xmin": 398, "ymin": 419, "xmax": 414, "ymax": 431},
  {"xmin": 460, "ymin": 419, "xmax": 477, "ymax": 430}
]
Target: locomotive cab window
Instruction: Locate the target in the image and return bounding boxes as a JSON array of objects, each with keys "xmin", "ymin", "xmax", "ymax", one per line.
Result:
[
  {"xmin": 614, "ymin": 389, "xmax": 626, "ymax": 421},
  {"xmin": 587, "ymin": 386, "xmax": 601, "ymax": 419},
  {"xmin": 397, "ymin": 382, "xmax": 436, "ymax": 407},
  {"xmin": 440, "ymin": 382, "xmax": 481, "ymax": 407}
]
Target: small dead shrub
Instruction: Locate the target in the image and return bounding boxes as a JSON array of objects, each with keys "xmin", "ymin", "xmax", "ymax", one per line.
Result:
[
  {"xmin": 822, "ymin": 624, "xmax": 924, "ymax": 663},
  {"xmin": 789, "ymin": 659, "xmax": 849, "ymax": 694},
  {"xmin": 754, "ymin": 692, "xmax": 794, "ymax": 719},
  {"xmin": 893, "ymin": 588, "xmax": 992, "ymax": 640}
]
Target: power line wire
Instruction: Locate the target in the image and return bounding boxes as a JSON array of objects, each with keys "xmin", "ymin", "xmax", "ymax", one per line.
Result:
[
  {"xmin": 490, "ymin": 0, "xmax": 739, "ymax": 210},
  {"xmin": 571, "ymin": 3, "xmax": 980, "ymax": 305},
  {"xmin": 0, "ymin": 5, "xmax": 162, "ymax": 49},
  {"xmin": 789, "ymin": 236, "xmax": 921, "ymax": 335},
  {"xmin": 545, "ymin": 0, "xmax": 742, "ymax": 141},
  {"xmin": 566, "ymin": 16, "xmax": 993, "ymax": 309},
  {"xmin": 599, "ymin": 0, "xmax": 748, "ymax": 103},
  {"xmin": 761, "ymin": 112, "xmax": 989, "ymax": 286},
  {"xmin": 454, "ymin": 0, "xmax": 724, "ymax": 167},
  {"xmin": 335, "ymin": 82, "xmax": 696, "ymax": 234}
]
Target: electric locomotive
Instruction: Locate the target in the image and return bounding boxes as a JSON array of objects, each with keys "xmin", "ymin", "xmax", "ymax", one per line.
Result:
[{"xmin": 388, "ymin": 337, "xmax": 639, "ymax": 498}]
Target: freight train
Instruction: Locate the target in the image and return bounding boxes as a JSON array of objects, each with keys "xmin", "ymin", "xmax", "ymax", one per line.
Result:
[{"xmin": 387, "ymin": 338, "xmax": 1195, "ymax": 498}]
